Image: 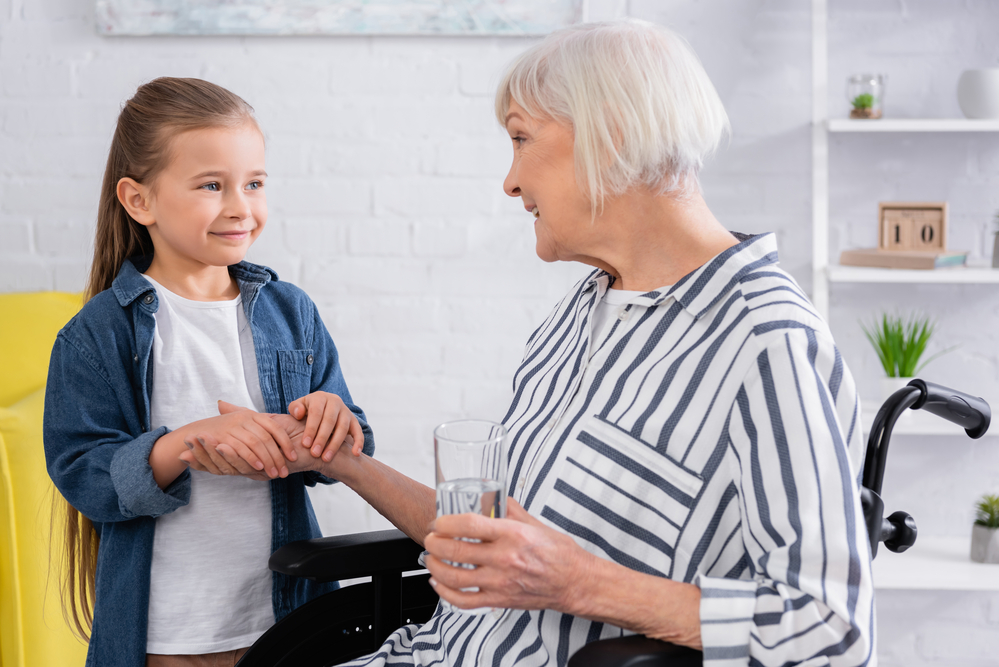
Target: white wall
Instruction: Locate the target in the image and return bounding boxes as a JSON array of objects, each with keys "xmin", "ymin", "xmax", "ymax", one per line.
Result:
[{"xmin": 2, "ymin": 1, "xmax": 998, "ymax": 663}]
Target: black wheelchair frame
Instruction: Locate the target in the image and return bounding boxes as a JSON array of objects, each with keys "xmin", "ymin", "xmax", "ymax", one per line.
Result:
[{"xmin": 237, "ymin": 379, "xmax": 990, "ymax": 667}]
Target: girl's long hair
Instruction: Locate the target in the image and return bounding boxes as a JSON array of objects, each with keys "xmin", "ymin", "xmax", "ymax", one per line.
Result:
[{"xmin": 61, "ymin": 77, "xmax": 256, "ymax": 641}]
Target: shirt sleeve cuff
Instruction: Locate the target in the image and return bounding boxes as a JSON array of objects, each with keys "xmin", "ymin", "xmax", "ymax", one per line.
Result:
[
  {"xmin": 695, "ymin": 573, "xmax": 757, "ymax": 666},
  {"xmin": 109, "ymin": 427, "xmax": 192, "ymax": 518}
]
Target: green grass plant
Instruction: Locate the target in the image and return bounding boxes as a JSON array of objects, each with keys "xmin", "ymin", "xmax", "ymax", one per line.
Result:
[
  {"xmin": 861, "ymin": 312, "xmax": 952, "ymax": 377},
  {"xmin": 975, "ymin": 493, "xmax": 999, "ymax": 529}
]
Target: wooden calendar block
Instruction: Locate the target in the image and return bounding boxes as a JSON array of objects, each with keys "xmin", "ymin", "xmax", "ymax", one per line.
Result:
[{"xmin": 878, "ymin": 202, "xmax": 948, "ymax": 252}]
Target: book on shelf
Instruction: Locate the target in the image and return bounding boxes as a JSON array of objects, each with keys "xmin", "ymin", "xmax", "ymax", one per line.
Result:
[{"xmin": 838, "ymin": 248, "xmax": 968, "ymax": 270}]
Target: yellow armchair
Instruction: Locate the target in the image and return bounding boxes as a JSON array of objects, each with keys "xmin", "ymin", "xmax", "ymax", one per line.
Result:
[{"xmin": 0, "ymin": 292, "xmax": 87, "ymax": 667}]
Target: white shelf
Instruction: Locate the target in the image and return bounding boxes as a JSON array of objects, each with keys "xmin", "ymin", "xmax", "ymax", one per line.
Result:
[
  {"xmin": 872, "ymin": 536, "xmax": 999, "ymax": 590},
  {"xmin": 828, "ymin": 118, "xmax": 999, "ymax": 133},
  {"xmin": 829, "ymin": 265, "xmax": 999, "ymax": 284},
  {"xmin": 810, "ymin": 0, "xmax": 999, "ymax": 320}
]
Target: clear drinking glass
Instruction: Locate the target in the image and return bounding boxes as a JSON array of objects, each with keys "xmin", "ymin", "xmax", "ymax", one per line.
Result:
[{"xmin": 434, "ymin": 419, "xmax": 508, "ymax": 615}]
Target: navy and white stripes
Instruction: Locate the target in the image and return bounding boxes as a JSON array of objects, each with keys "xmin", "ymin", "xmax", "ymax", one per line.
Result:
[{"xmin": 344, "ymin": 233, "xmax": 875, "ymax": 667}]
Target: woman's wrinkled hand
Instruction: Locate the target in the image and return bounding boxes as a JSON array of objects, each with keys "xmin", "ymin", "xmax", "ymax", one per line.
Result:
[
  {"xmin": 266, "ymin": 412, "xmax": 355, "ymax": 475},
  {"xmin": 423, "ymin": 498, "xmax": 592, "ymax": 615}
]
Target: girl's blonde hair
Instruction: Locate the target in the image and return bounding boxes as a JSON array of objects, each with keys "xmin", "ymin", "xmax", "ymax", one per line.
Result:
[
  {"xmin": 64, "ymin": 77, "xmax": 256, "ymax": 641},
  {"xmin": 495, "ymin": 20, "xmax": 730, "ymax": 211}
]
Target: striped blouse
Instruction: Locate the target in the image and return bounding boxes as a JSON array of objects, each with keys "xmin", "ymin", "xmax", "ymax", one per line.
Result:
[{"xmin": 344, "ymin": 233, "xmax": 875, "ymax": 667}]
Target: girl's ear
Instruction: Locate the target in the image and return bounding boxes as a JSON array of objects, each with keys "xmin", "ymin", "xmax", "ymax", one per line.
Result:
[{"xmin": 117, "ymin": 177, "xmax": 155, "ymax": 227}]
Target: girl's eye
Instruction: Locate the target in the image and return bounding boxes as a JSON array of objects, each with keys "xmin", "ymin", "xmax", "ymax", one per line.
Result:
[
  {"xmin": 201, "ymin": 182, "xmax": 220, "ymax": 192},
  {"xmin": 246, "ymin": 181, "xmax": 262, "ymax": 190}
]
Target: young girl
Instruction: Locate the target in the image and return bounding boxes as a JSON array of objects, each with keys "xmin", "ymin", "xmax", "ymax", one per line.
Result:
[{"xmin": 44, "ymin": 77, "xmax": 372, "ymax": 667}]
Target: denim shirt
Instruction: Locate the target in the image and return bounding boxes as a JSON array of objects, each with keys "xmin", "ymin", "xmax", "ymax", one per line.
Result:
[{"xmin": 43, "ymin": 258, "xmax": 374, "ymax": 667}]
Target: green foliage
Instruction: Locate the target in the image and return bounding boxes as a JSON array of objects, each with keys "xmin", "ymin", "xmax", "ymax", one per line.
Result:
[
  {"xmin": 851, "ymin": 93, "xmax": 874, "ymax": 109},
  {"xmin": 975, "ymin": 494, "xmax": 999, "ymax": 529},
  {"xmin": 861, "ymin": 312, "xmax": 953, "ymax": 377}
]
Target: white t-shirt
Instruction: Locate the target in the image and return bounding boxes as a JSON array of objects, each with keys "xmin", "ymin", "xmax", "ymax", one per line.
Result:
[
  {"xmin": 590, "ymin": 284, "xmax": 673, "ymax": 357},
  {"xmin": 144, "ymin": 275, "xmax": 275, "ymax": 655}
]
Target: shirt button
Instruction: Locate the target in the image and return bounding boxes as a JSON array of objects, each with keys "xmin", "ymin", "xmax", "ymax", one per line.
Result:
[
  {"xmin": 306, "ymin": 354, "xmax": 314, "ymax": 365},
  {"xmin": 142, "ymin": 293, "xmax": 154, "ymax": 305},
  {"xmin": 546, "ymin": 420, "xmax": 555, "ymax": 430},
  {"xmin": 133, "ymin": 354, "xmax": 139, "ymax": 363},
  {"xmin": 516, "ymin": 477, "xmax": 526, "ymax": 490},
  {"xmin": 617, "ymin": 309, "xmax": 629, "ymax": 321}
]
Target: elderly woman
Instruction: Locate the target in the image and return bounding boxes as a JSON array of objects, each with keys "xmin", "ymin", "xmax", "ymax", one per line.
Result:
[{"xmin": 199, "ymin": 19, "xmax": 875, "ymax": 667}]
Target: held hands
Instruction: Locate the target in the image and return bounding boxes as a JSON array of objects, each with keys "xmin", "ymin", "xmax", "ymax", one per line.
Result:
[
  {"xmin": 175, "ymin": 404, "xmax": 299, "ymax": 480},
  {"xmin": 178, "ymin": 394, "xmax": 362, "ymax": 479},
  {"xmin": 423, "ymin": 499, "xmax": 591, "ymax": 615}
]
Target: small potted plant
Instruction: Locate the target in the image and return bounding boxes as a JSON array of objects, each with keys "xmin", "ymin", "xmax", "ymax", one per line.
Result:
[
  {"xmin": 850, "ymin": 93, "xmax": 880, "ymax": 119},
  {"xmin": 971, "ymin": 493, "xmax": 999, "ymax": 563},
  {"xmin": 847, "ymin": 74, "xmax": 885, "ymax": 119},
  {"xmin": 861, "ymin": 312, "xmax": 953, "ymax": 402}
]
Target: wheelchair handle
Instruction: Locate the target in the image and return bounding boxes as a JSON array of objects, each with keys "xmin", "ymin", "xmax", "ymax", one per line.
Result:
[
  {"xmin": 906, "ymin": 379, "xmax": 991, "ymax": 439},
  {"xmin": 861, "ymin": 379, "xmax": 991, "ymax": 559}
]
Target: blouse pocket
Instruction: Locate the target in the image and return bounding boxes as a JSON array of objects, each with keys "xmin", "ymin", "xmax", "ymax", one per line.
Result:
[
  {"xmin": 277, "ymin": 349, "xmax": 315, "ymax": 409},
  {"xmin": 540, "ymin": 415, "xmax": 704, "ymax": 578}
]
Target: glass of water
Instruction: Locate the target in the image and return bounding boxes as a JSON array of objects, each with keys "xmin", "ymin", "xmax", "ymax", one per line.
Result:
[{"xmin": 434, "ymin": 419, "xmax": 508, "ymax": 615}]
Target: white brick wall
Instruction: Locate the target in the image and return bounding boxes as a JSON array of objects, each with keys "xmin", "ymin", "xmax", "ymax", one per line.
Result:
[
  {"xmin": 878, "ymin": 590, "xmax": 999, "ymax": 667},
  {"xmin": 3, "ymin": 1, "xmax": 999, "ymax": 662}
]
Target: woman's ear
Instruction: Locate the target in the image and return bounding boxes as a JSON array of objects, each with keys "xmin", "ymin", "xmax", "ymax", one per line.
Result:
[{"xmin": 116, "ymin": 177, "xmax": 155, "ymax": 227}]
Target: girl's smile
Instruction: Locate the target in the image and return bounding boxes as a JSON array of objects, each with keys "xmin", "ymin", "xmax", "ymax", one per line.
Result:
[{"xmin": 210, "ymin": 229, "xmax": 253, "ymax": 241}]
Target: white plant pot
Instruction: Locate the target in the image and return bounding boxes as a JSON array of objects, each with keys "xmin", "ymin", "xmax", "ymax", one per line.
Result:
[
  {"xmin": 879, "ymin": 377, "xmax": 913, "ymax": 403},
  {"xmin": 957, "ymin": 68, "xmax": 999, "ymax": 119},
  {"xmin": 970, "ymin": 524, "xmax": 999, "ymax": 563}
]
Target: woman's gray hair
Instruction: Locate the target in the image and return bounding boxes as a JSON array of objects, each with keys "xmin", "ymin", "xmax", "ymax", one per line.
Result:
[{"xmin": 495, "ymin": 20, "xmax": 729, "ymax": 209}]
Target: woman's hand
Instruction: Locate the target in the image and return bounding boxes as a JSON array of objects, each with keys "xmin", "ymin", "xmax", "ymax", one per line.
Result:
[
  {"xmin": 423, "ymin": 499, "xmax": 592, "ymax": 614},
  {"xmin": 425, "ymin": 499, "xmax": 702, "ymax": 649}
]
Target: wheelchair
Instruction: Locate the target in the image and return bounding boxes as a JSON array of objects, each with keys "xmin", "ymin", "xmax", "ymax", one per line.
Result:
[{"xmin": 236, "ymin": 379, "xmax": 990, "ymax": 667}]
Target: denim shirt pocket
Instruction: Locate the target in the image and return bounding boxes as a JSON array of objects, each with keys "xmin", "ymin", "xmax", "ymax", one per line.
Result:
[
  {"xmin": 540, "ymin": 415, "xmax": 704, "ymax": 578},
  {"xmin": 277, "ymin": 349, "xmax": 315, "ymax": 409}
]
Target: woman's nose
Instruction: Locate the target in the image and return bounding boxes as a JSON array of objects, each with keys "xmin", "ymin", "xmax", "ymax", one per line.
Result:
[{"xmin": 503, "ymin": 165, "xmax": 520, "ymax": 198}]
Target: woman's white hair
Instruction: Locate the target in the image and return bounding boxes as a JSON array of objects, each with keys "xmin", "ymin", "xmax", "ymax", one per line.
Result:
[{"xmin": 495, "ymin": 20, "xmax": 729, "ymax": 209}]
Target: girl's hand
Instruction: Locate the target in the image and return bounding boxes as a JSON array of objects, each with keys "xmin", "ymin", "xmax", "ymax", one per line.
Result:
[
  {"xmin": 423, "ymin": 499, "xmax": 591, "ymax": 614},
  {"xmin": 181, "ymin": 433, "xmax": 271, "ymax": 481},
  {"xmin": 178, "ymin": 401, "xmax": 297, "ymax": 479},
  {"xmin": 287, "ymin": 391, "xmax": 365, "ymax": 461}
]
